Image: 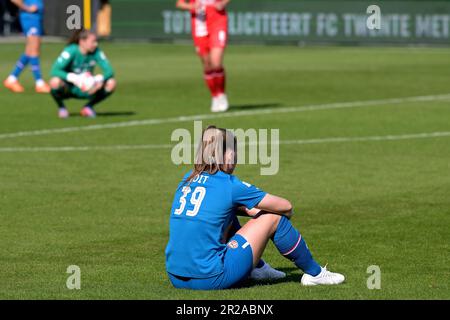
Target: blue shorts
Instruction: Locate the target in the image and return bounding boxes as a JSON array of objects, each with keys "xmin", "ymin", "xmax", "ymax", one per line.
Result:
[
  {"xmin": 20, "ymin": 16, "xmax": 43, "ymax": 37},
  {"xmin": 168, "ymin": 234, "xmax": 253, "ymax": 290}
]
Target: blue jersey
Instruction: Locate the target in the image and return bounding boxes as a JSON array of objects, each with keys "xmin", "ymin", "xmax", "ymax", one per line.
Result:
[
  {"xmin": 19, "ymin": 0, "xmax": 44, "ymax": 20},
  {"xmin": 165, "ymin": 171, "xmax": 266, "ymax": 278}
]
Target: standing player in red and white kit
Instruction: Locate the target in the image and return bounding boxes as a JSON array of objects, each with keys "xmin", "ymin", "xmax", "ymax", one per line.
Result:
[{"xmin": 176, "ymin": 0, "xmax": 230, "ymax": 112}]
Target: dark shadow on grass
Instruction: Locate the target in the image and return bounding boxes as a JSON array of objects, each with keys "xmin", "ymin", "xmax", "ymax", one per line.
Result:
[
  {"xmin": 96, "ymin": 111, "xmax": 136, "ymax": 117},
  {"xmin": 238, "ymin": 267, "xmax": 301, "ymax": 289},
  {"xmin": 68, "ymin": 111, "xmax": 136, "ymax": 117},
  {"xmin": 229, "ymin": 103, "xmax": 283, "ymax": 111}
]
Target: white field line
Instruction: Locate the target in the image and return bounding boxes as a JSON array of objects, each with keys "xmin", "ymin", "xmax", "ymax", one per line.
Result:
[
  {"xmin": 0, "ymin": 144, "xmax": 174, "ymax": 153},
  {"xmin": 1, "ymin": 93, "xmax": 450, "ymax": 140},
  {"xmin": 1, "ymin": 131, "xmax": 449, "ymax": 153}
]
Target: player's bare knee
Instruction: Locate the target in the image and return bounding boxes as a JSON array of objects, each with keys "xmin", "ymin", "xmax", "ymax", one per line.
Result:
[
  {"xmin": 254, "ymin": 214, "xmax": 282, "ymax": 236},
  {"xmin": 210, "ymin": 62, "xmax": 223, "ymax": 70},
  {"xmin": 201, "ymin": 58, "xmax": 212, "ymax": 72},
  {"xmin": 25, "ymin": 48, "xmax": 38, "ymax": 57},
  {"xmin": 270, "ymin": 214, "xmax": 283, "ymax": 234},
  {"xmin": 25, "ymin": 39, "xmax": 40, "ymax": 56},
  {"xmin": 257, "ymin": 212, "xmax": 282, "ymax": 226},
  {"xmin": 285, "ymin": 201, "xmax": 293, "ymax": 215},
  {"xmin": 273, "ymin": 213, "xmax": 282, "ymax": 223},
  {"xmin": 49, "ymin": 77, "xmax": 63, "ymax": 89},
  {"xmin": 105, "ymin": 78, "xmax": 116, "ymax": 92},
  {"xmin": 31, "ymin": 48, "xmax": 40, "ymax": 56}
]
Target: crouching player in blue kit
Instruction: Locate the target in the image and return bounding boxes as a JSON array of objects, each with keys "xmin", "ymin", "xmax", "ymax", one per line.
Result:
[
  {"xmin": 165, "ymin": 126, "xmax": 345, "ymax": 290},
  {"xmin": 3, "ymin": 0, "xmax": 50, "ymax": 93}
]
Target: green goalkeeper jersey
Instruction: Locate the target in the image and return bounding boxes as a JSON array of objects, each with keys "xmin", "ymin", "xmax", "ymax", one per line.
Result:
[{"xmin": 50, "ymin": 44, "xmax": 114, "ymax": 81}]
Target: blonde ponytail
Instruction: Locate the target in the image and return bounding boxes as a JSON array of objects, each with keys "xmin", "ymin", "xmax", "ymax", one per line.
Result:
[{"xmin": 185, "ymin": 125, "xmax": 236, "ymax": 184}]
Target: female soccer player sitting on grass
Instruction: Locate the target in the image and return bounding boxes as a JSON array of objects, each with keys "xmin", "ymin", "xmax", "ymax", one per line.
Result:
[
  {"xmin": 176, "ymin": 0, "xmax": 230, "ymax": 112},
  {"xmin": 165, "ymin": 126, "xmax": 345, "ymax": 290},
  {"xmin": 49, "ymin": 29, "xmax": 116, "ymax": 119},
  {"xmin": 3, "ymin": 0, "xmax": 50, "ymax": 93}
]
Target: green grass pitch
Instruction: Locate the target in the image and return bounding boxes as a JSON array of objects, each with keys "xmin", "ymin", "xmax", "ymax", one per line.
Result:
[{"xmin": 0, "ymin": 42, "xmax": 449, "ymax": 299}]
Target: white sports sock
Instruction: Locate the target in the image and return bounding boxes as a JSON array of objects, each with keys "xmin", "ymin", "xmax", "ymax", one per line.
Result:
[{"xmin": 7, "ymin": 75, "xmax": 18, "ymax": 82}]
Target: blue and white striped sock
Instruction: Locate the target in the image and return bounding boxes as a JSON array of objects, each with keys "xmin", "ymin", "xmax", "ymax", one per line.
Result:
[
  {"xmin": 10, "ymin": 54, "xmax": 30, "ymax": 79},
  {"xmin": 29, "ymin": 56, "xmax": 43, "ymax": 82}
]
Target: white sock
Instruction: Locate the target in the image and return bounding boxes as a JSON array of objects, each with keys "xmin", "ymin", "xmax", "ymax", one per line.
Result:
[
  {"xmin": 36, "ymin": 79, "xmax": 45, "ymax": 87},
  {"xmin": 7, "ymin": 75, "xmax": 18, "ymax": 82}
]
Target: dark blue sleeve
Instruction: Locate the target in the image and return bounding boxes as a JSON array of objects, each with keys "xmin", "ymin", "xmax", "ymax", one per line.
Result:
[{"xmin": 231, "ymin": 175, "xmax": 267, "ymax": 209}]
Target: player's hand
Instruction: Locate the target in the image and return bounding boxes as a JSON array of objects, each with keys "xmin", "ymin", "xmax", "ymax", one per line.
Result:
[
  {"xmin": 177, "ymin": 0, "xmax": 200, "ymax": 11},
  {"xmin": 88, "ymin": 81, "xmax": 103, "ymax": 95},
  {"xmin": 237, "ymin": 207, "xmax": 262, "ymax": 217},
  {"xmin": 26, "ymin": 5, "xmax": 38, "ymax": 13},
  {"xmin": 214, "ymin": 0, "xmax": 227, "ymax": 11},
  {"xmin": 252, "ymin": 209, "xmax": 292, "ymax": 220},
  {"xmin": 67, "ymin": 73, "xmax": 83, "ymax": 88},
  {"xmin": 191, "ymin": 0, "xmax": 201, "ymax": 11}
]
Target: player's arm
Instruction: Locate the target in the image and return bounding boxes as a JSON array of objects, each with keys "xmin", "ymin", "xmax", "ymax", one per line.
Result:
[
  {"xmin": 94, "ymin": 49, "xmax": 114, "ymax": 83},
  {"xmin": 50, "ymin": 51, "xmax": 72, "ymax": 81},
  {"xmin": 254, "ymin": 194, "xmax": 293, "ymax": 218},
  {"xmin": 176, "ymin": 0, "xmax": 199, "ymax": 11},
  {"xmin": 50, "ymin": 48, "xmax": 85, "ymax": 87},
  {"xmin": 214, "ymin": 0, "xmax": 230, "ymax": 11},
  {"xmin": 10, "ymin": 0, "xmax": 37, "ymax": 12},
  {"xmin": 232, "ymin": 177, "xmax": 292, "ymax": 218},
  {"xmin": 236, "ymin": 195, "xmax": 293, "ymax": 219}
]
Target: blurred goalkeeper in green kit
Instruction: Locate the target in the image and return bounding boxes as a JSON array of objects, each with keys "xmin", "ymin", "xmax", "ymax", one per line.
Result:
[{"xmin": 50, "ymin": 29, "xmax": 116, "ymax": 118}]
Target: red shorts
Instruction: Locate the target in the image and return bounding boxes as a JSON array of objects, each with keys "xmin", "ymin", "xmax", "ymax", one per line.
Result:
[{"xmin": 191, "ymin": 7, "xmax": 228, "ymax": 56}]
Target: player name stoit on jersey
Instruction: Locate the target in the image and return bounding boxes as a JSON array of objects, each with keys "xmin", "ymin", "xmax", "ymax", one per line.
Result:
[{"xmin": 192, "ymin": 174, "xmax": 209, "ymax": 184}]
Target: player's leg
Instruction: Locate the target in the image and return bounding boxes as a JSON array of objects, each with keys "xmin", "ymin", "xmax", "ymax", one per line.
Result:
[
  {"xmin": 3, "ymin": 20, "xmax": 29, "ymax": 92},
  {"xmin": 201, "ymin": 52, "xmax": 224, "ymax": 112},
  {"xmin": 210, "ymin": 47, "xmax": 225, "ymax": 91},
  {"xmin": 172, "ymin": 215, "xmax": 292, "ymax": 290},
  {"xmin": 236, "ymin": 213, "xmax": 281, "ymax": 267},
  {"xmin": 238, "ymin": 213, "xmax": 345, "ymax": 286},
  {"xmin": 209, "ymin": 18, "xmax": 228, "ymax": 112},
  {"xmin": 49, "ymin": 77, "xmax": 70, "ymax": 118},
  {"xmin": 195, "ymin": 36, "xmax": 221, "ymax": 105},
  {"xmin": 209, "ymin": 47, "xmax": 227, "ymax": 112},
  {"xmin": 222, "ymin": 214, "xmax": 285, "ymax": 280},
  {"xmin": 4, "ymin": 54, "xmax": 27, "ymax": 92},
  {"xmin": 81, "ymin": 78, "xmax": 117, "ymax": 118},
  {"xmin": 200, "ymin": 53, "xmax": 215, "ymax": 95},
  {"xmin": 25, "ymin": 34, "xmax": 50, "ymax": 93}
]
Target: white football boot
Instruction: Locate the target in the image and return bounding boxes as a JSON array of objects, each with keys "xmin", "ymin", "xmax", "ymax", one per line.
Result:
[
  {"xmin": 217, "ymin": 93, "xmax": 229, "ymax": 112},
  {"xmin": 301, "ymin": 266, "xmax": 345, "ymax": 286},
  {"xmin": 211, "ymin": 94, "xmax": 229, "ymax": 112},
  {"xmin": 210, "ymin": 96, "xmax": 221, "ymax": 112},
  {"xmin": 250, "ymin": 262, "xmax": 286, "ymax": 281}
]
